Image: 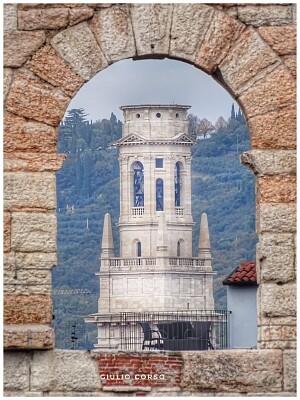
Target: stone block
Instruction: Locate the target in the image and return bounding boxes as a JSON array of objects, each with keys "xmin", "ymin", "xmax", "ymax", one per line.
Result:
[
  {"xmin": 259, "ymin": 341, "xmax": 296, "ymax": 350},
  {"xmin": 69, "ymin": 8, "xmax": 94, "ymax": 26},
  {"xmin": 241, "ymin": 150, "xmax": 296, "ymax": 177},
  {"xmin": 283, "ymin": 350, "xmax": 296, "ymax": 392},
  {"xmin": 260, "ymin": 325, "xmax": 296, "ymax": 343},
  {"xmin": 11, "ymin": 212, "xmax": 57, "ymax": 252},
  {"xmin": 4, "ymin": 112, "xmax": 58, "ymax": 153},
  {"xmin": 27, "ymin": 45, "xmax": 84, "ymax": 98},
  {"xmin": 4, "ymin": 294, "xmax": 53, "ymax": 324},
  {"xmin": 282, "ymin": 55, "xmax": 296, "ymax": 78},
  {"xmin": 258, "ymin": 26, "xmax": 296, "ymax": 56},
  {"xmin": 195, "ymin": 10, "xmax": 244, "ymax": 73},
  {"xmin": 51, "ymin": 22, "xmax": 108, "ymax": 81},
  {"xmin": 256, "ymin": 203, "xmax": 296, "ymax": 233},
  {"xmin": 5, "ymin": 251, "xmax": 57, "ymax": 270},
  {"xmin": 4, "ymin": 283, "xmax": 52, "ymax": 296},
  {"xmin": 247, "ymin": 105, "xmax": 296, "ymax": 149},
  {"xmin": 31, "ymin": 350, "xmax": 102, "ymax": 392},
  {"xmin": 4, "ymin": 4, "xmax": 17, "ymax": 32},
  {"xmin": 257, "ymin": 233, "xmax": 295, "ymax": 283},
  {"xmin": 219, "ymin": 28, "xmax": 278, "ymax": 95},
  {"xmin": 259, "ymin": 282, "xmax": 296, "ymax": 317},
  {"xmin": 4, "ymin": 266, "xmax": 51, "ymax": 288},
  {"xmin": 131, "ymin": 4, "xmax": 172, "ymax": 57},
  {"xmin": 4, "ymin": 152, "xmax": 66, "ymax": 173},
  {"xmin": 4, "ymin": 351, "xmax": 30, "ymax": 390},
  {"xmin": 4, "ymin": 172, "xmax": 56, "ymax": 211},
  {"xmin": 181, "ymin": 350, "xmax": 282, "ymax": 393},
  {"xmin": 239, "ymin": 65, "xmax": 295, "ymax": 119},
  {"xmin": 18, "ymin": 8, "xmax": 69, "ymax": 30},
  {"xmin": 170, "ymin": 4, "xmax": 214, "ymax": 63},
  {"xmin": 4, "ymin": 324, "xmax": 55, "ymax": 350},
  {"xmin": 90, "ymin": 5, "xmax": 135, "ymax": 62},
  {"xmin": 237, "ymin": 5, "xmax": 293, "ymax": 27},
  {"xmin": 257, "ymin": 176, "xmax": 296, "ymax": 203},
  {"xmin": 4, "ymin": 212, "xmax": 11, "ymax": 253},
  {"xmin": 4, "ymin": 31, "xmax": 46, "ymax": 67},
  {"xmin": 5, "ymin": 71, "xmax": 70, "ymax": 127},
  {"xmin": 4, "ymin": 68, "xmax": 13, "ymax": 101}
]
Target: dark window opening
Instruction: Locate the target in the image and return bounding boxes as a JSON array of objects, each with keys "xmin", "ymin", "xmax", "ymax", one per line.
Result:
[
  {"xmin": 175, "ymin": 162, "xmax": 182, "ymax": 207},
  {"xmin": 133, "ymin": 161, "xmax": 144, "ymax": 207},
  {"xmin": 156, "ymin": 178, "xmax": 164, "ymax": 211},
  {"xmin": 155, "ymin": 158, "xmax": 164, "ymax": 168},
  {"xmin": 156, "ymin": 112, "xmax": 161, "ymax": 118},
  {"xmin": 177, "ymin": 241, "xmax": 181, "ymax": 257},
  {"xmin": 137, "ymin": 241, "xmax": 142, "ymax": 257}
]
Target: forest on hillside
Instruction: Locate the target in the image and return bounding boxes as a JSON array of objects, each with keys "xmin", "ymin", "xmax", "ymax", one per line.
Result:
[{"xmin": 52, "ymin": 105, "xmax": 257, "ymax": 349}]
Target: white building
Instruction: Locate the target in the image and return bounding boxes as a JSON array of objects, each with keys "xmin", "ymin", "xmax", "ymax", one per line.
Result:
[{"xmin": 86, "ymin": 105, "xmax": 216, "ymax": 350}]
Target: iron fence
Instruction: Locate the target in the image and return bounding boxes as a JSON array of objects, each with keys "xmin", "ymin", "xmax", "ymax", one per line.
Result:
[{"xmin": 116, "ymin": 310, "xmax": 229, "ymax": 351}]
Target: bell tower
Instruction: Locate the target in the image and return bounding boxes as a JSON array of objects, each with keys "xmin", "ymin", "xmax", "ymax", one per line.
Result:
[{"xmin": 86, "ymin": 105, "xmax": 216, "ymax": 349}]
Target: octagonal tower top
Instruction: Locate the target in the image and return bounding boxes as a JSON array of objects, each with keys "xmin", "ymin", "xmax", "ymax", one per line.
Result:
[{"xmin": 120, "ymin": 104, "xmax": 191, "ymax": 139}]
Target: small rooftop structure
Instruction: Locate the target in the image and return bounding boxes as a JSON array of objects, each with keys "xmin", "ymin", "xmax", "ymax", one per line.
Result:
[{"xmin": 223, "ymin": 261, "xmax": 257, "ymax": 286}]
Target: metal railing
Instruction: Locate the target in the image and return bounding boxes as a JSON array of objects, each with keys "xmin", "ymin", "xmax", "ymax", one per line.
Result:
[{"xmin": 96, "ymin": 310, "xmax": 229, "ymax": 351}]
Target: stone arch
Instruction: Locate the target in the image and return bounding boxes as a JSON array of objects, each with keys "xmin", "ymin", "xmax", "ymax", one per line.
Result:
[{"xmin": 4, "ymin": 3, "xmax": 296, "ymax": 358}]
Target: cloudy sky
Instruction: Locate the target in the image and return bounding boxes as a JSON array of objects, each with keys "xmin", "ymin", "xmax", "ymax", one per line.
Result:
[{"xmin": 67, "ymin": 58, "xmax": 238, "ymax": 124}]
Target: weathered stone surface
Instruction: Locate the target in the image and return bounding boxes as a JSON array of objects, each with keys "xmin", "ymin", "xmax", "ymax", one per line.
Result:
[
  {"xmin": 4, "ymin": 283, "xmax": 52, "ymax": 296},
  {"xmin": 18, "ymin": 8, "xmax": 69, "ymax": 30},
  {"xmin": 247, "ymin": 105, "xmax": 296, "ymax": 149},
  {"xmin": 258, "ymin": 26, "xmax": 296, "ymax": 56},
  {"xmin": 51, "ymin": 22, "xmax": 108, "ymax": 81},
  {"xmin": 257, "ymin": 233, "xmax": 295, "ymax": 283},
  {"xmin": 257, "ymin": 176, "xmax": 296, "ymax": 203},
  {"xmin": 90, "ymin": 5, "xmax": 136, "ymax": 62},
  {"xmin": 4, "ymin": 325, "xmax": 55, "ymax": 350},
  {"xmin": 4, "ymin": 172, "xmax": 56, "ymax": 211},
  {"xmin": 11, "ymin": 212, "xmax": 56, "ymax": 252},
  {"xmin": 257, "ymin": 203, "xmax": 296, "ymax": 233},
  {"xmin": 4, "ymin": 68, "xmax": 13, "ymax": 101},
  {"xmin": 237, "ymin": 5, "xmax": 293, "ymax": 27},
  {"xmin": 69, "ymin": 7, "xmax": 94, "ymax": 26},
  {"xmin": 4, "ymin": 4, "xmax": 17, "ymax": 32},
  {"xmin": 259, "ymin": 340, "xmax": 296, "ymax": 350},
  {"xmin": 170, "ymin": 4, "xmax": 214, "ymax": 62},
  {"xmin": 4, "ymin": 112, "xmax": 58, "ymax": 153},
  {"xmin": 31, "ymin": 350, "xmax": 102, "ymax": 392},
  {"xmin": 27, "ymin": 45, "xmax": 84, "ymax": 97},
  {"xmin": 4, "ymin": 351, "xmax": 30, "ymax": 390},
  {"xmin": 4, "ymin": 152, "xmax": 65, "ymax": 172},
  {"xmin": 4, "ymin": 294, "xmax": 52, "ymax": 324},
  {"xmin": 259, "ymin": 283, "xmax": 296, "ymax": 317},
  {"xmin": 260, "ymin": 325, "xmax": 296, "ymax": 344},
  {"xmin": 239, "ymin": 65, "xmax": 295, "ymax": 118},
  {"xmin": 181, "ymin": 350, "xmax": 282, "ymax": 392},
  {"xmin": 4, "ymin": 212, "xmax": 11, "ymax": 253},
  {"xmin": 219, "ymin": 28, "xmax": 279, "ymax": 95},
  {"xmin": 131, "ymin": 4, "xmax": 172, "ymax": 57},
  {"xmin": 4, "ymin": 266, "xmax": 51, "ymax": 288},
  {"xmin": 4, "ymin": 31, "xmax": 46, "ymax": 67},
  {"xmin": 241, "ymin": 150, "xmax": 296, "ymax": 177},
  {"xmin": 195, "ymin": 10, "xmax": 244, "ymax": 73},
  {"xmin": 282, "ymin": 55, "xmax": 296, "ymax": 78},
  {"xmin": 5, "ymin": 251, "xmax": 57, "ymax": 270},
  {"xmin": 5, "ymin": 71, "xmax": 70, "ymax": 126},
  {"xmin": 283, "ymin": 350, "xmax": 296, "ymax": 392}
]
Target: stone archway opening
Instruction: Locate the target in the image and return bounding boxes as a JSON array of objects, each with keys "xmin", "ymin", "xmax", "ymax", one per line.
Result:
[{"xmin": 4, "ymin": 3, "xmax": 296, "ymax": 395}]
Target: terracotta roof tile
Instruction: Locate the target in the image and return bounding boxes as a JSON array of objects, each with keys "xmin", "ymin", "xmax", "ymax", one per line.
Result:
[{"xmin": 223, "ymin": 261, "xmax": 257, "ymax": 286}]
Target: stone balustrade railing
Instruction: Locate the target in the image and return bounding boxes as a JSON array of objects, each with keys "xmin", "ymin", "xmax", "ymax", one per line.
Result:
[{"xmin": 109, "ymin": 257, "xmax": 206, "ymax": 268}]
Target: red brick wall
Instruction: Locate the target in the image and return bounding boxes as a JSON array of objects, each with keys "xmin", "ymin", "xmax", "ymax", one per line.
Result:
[{"xmin": 96, "ymin": 353, "xmax": 183, "ymax": 389}]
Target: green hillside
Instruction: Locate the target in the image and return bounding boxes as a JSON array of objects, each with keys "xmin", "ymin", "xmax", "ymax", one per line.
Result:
[{"xmin": 53, "ymin": 107, "xmax": 257, "ymax": 349}]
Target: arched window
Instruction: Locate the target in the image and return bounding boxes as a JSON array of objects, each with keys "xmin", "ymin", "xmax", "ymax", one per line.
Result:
[
  {"xmin": 174, "ymin": 162, "xmax": 182, "ymax": 207},
  {"xmin": 137, "ymin": 241, "xmax": 142, "ymax": 257},
  {"xmin": 156, "ymin": 179, "xmax": 164, "ymax": 211},
  {"xmin": 177, "ymin": 241, "xmax": 181, "ymax": 257},
  {"xmin": 132, "ymin": 161, "xmax": 144, "ymax": 207}
]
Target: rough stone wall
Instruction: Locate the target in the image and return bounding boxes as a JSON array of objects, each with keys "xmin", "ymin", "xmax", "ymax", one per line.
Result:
[{"xmin": 3, "ymin": 2, "xmax": 296, "ymax": 396}]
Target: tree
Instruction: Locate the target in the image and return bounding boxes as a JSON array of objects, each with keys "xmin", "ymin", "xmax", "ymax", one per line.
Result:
[
  {"xmin": 230, "ymin": 103, "xmax": 236, "ymax": 121},
  {"xmin": 215, "ymin": 116, "xmax": 228, "ymax": 131}
]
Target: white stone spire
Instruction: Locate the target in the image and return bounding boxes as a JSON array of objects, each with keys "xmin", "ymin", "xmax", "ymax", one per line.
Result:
[
  {"xmin": 101, "ymin": 213, "xmax": 114, "ymax": 258},
  {"xmin": 198, "ymin": 213, "xmax": 211, "ymax": 262}
]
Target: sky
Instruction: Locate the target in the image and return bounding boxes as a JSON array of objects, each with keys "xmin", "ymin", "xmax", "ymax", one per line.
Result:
[{"xmin": 67, "ymin": 58, "xmax": 238, "ymax": 124}]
